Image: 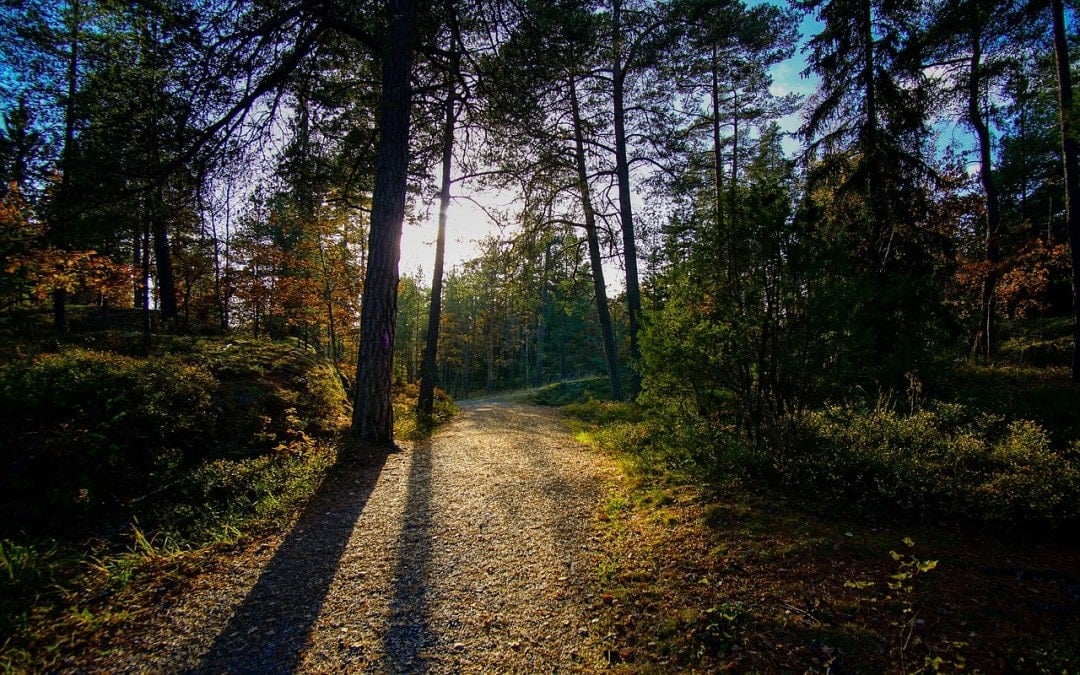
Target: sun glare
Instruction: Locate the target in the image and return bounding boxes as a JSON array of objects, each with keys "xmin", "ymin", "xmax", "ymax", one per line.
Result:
[{"xmin": 399, "ymin": 196, "xmax": 511, "ymax": 279}]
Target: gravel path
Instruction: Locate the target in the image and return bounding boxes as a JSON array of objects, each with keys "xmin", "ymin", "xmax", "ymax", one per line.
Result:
[{"xmin": 93, "ymin": 400, "xmax": 620, "ymax": 673}]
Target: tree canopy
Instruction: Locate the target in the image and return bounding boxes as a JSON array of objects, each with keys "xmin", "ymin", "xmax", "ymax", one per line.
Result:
[{"xmin": 1, "ymin": 0, "xmax": 1077, "ymax": 445}]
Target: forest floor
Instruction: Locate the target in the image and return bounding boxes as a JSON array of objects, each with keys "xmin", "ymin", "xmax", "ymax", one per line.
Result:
[
  {"xmin": 19, "ymin": 396, "xmax": 1080, "ymax": 672},
  {"xmin": 43, "ymin": 398, "xmax": 624, "ymax": 672}
]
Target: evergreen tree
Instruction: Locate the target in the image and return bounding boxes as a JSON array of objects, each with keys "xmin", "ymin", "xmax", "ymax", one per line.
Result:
[{"xmin": 799, "ymin": 0, "xmax": 945, "ymax": 386}]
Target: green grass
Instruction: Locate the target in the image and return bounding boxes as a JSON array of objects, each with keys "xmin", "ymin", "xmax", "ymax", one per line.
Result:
[{"xmin": 530, "ymin": 377, "xmax": 615, "ymax": 406}]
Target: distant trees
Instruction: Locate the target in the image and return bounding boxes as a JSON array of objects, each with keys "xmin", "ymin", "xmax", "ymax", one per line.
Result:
[
  {"xmin": 421, "ymin": 232, "xmax": 611, "ymax": 396},
  {"xmin": 481, "ymin": 0, "xmax": 628, "ymax": 400}
]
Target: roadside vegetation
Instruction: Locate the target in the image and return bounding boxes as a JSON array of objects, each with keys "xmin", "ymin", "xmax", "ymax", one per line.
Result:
[
  {"xmin": 533, "ymin": 319, "xmax": 1080, "ymax": 671},
  {"xmin": 0, "ymin": 310, "xmax": 452, "ymax": 670}
]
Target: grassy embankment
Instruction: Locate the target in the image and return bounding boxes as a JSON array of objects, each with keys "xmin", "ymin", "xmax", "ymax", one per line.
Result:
[
  {"xmin": 534, "ymin": 318, "xmax": 1080, "ymax": 672},
  {"xmin": 0, "ymin": 309, "xmax": 453, "ymax": 671}
]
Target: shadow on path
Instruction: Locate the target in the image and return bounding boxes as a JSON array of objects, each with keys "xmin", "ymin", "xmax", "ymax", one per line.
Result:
[
  {"xmin": 195, "ymin": 448, "xmax": 390, "ymax": 674},
  {"xmin": 380, "ymin": 438, "xmax": 436, "ymax": 672}
]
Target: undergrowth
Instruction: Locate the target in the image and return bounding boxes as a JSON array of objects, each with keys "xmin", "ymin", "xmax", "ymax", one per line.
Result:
[
  {"xmin": 779, "ymin": 401, "xmax": 1080, "ymax": 525},
  {"xmin": 545, "ymin": 374, "xmax": 1080, "ymax": 671},
  {"xmin": 549, "ymin": 364, "xmax": 1080, "ymax": 529},
  {"xmin": 392, "ymin": 381, "xmax": 457, "ymax": 441},
  {"xmin": 0, "ymin": 337, "xmax": 352, "ymax": 667},
  {"xmin": 530, "ymin": 377, "xmax": 614, "ymax": 407}
]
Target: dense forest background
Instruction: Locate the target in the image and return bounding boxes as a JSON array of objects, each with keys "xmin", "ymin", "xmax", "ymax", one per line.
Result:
[
  {"xmin": 3, "ymin": 0, "xmax": 1080, "ymax": 507},
  {"xmin": 2, "ymin": 0, "xmax": 1078, "ymax": 405}
]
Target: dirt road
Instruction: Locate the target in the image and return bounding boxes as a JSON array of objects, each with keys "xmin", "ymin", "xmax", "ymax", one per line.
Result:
[{"xmin": 84, "ymin": 400, "xmax": 620, "ymax": 673}]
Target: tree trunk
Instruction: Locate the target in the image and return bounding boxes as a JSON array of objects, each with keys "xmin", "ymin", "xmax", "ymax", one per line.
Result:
[
  {"xmin": 967, "ymin": 18, "xmax": 1001, "ymax": 361},
  {"xmin": 535, "ymin": 239, "xmax": 555, "ymax": 387},
  {"xmin": 142, "ymin": 206, "xmax": 152, "ymax": 350},
  {"xmin": 418, "ymin": 65, "xmax": 457, "ymax": 417},
  {"xmin": 570, "ymin": 74, "xmax": 623, "ymax": 400},
  {"xmin": 611, "ymin": 0, "xmax": 642, "ymax": 399},
  {"xmin": 486, "ymin": 329, "xmax": 496, "ymax": 391},
  {"xmin": 53, "ymin": 0, "xmax": 81, "ymax": 334},
  {"xmin": 729, "ymin": 85, "xmax": 739, "ymax": 231},
  {"xmin": 1053, "ymin": 0, "xmax": 1080, "ymax": 381},
  {"xmin": 146, "ymin": 31, "xmax": 178, "ymax": 323},
  {"xmin": 711, "ymin": 46, "xmax": 725, "ymax": 234},
  {"xmin": 323, "ymin": 272, "xmax": 338, "ymax": 361},
  {"xmin": 350, "ymin": 0, "xmax": 416, "ymax": 443},
  {"xmin": 133, "ymin": 227, "xmax": 142, "ymax": 308},
  {"xmin": 860, "ymin": 0, "xmax": 883, "ymax": 245},
  {"xmin": 151, "ymin": 183, "xmax": 178, "ymax": 320}
]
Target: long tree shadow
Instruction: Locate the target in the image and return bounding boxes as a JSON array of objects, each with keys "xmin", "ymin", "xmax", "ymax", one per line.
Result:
[
  {"xmin": 195, "ymin": 446, "xmax": 390, "ymax": 674},
  {"xmin": 379, "ymin": 437, "xmax": 436, "ymax": 672}
]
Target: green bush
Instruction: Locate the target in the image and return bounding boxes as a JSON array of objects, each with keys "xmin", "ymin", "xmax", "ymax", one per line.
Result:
[
  {"xmin": 0, "ymin": 350, "xmax": 217, "ymax": 539},
  {"xmin": 935, "ymin": 363, "xmax": 1080, "ymax": 446},
  {"xmin": 0, "ymin": 340, "xmax": 350, "ymax": 543},
  {"xmin": 997, "ymin": 316, "xmax": 1073, "ymax": 367},
  {"xmin": 0, "ymin": 338, "xmax": 352, "ymax": 653},
  {"xmin": 203, "ymin": 340, "xmax": 350, "ymax": 451},
  {"xmin": 775, "ymin": 403, "xmax": 1080, "ymax": 525}
]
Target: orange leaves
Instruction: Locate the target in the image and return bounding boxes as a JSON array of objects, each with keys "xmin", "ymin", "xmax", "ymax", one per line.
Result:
[
  {"xmin": 996, "ymin": 240, "xmax": 1070, "ymax": 318},
  {"xmin": 6, "ymin": 248, "xmax": 135, "ymax": 303},
  {"xmin": 0, "ymin": 184, "xmax": 134, "ymax": 306},
  {"xmin": 953, "ymin": 236, "xmax": 1071, "ymax": 321},
  {"xmin": 0, "ymin": 184, "xmax": 44, "ymax": 250}
]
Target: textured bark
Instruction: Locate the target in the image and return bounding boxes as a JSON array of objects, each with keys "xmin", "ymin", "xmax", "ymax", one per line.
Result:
[
  {"xmin": 418, "ymin": 73, "xmax": 456, "ymax": 417},
  {"xmin": 710, "ymin": 47, "xmax": 725, "ymax": 234},
  {"xmin": 351, "ymin": 0, "xmax": 416, "ymax": 442},
  {"xmin": 611, "ymin": 0, "xmax": 641, "ymax": 399},
  {"xmin": 142, "ymin": 211, "xmax": 152, "ymax": 350},
  {"xmin": 535, "ymin": 240, "xmax": 555, "ymax": 387},
  {"xmin": 861, "ymin": 0, "xmax": 881, "ymax": 237},
  {"xmin": 570, "ymin": 75, "xmax": 623, "ymax": 401},
  {"xmin": 1052, "ymin": 0, "xmax": 1080, "ymax": 381}
]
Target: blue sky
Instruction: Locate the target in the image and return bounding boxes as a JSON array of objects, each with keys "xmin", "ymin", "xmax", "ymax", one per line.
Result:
[{"xmin": 756, "ymin": 0, "xmax": 824, "ymax": 152}]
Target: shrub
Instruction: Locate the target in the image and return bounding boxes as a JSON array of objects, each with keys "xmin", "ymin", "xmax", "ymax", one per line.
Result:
[
  {"xmin": 0, "ymin": 340, "xmax": 351, "ymax": 542},
  {"xmin": 776, "ymin": 403, "xmax": 1080, "ymax": 525},
  {"xmin": 203, "ymin": 340, "xmax": 350, "ymax": 451},
  {"xmin": 997, "ymin": 316, "xmax": 1073, "ymax": 367},
  {"xmin": 0, "ymin": 338, "xmax": 355, "ymax": 659},
  {"xmin": 935, "ymin": 363, "xmax": 1080, "ymax": 446},
  {"xmin": 0, "ymin": 350, "xmax": 217, "ymax": 539}
]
